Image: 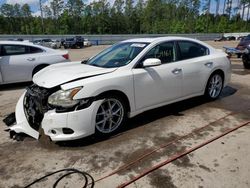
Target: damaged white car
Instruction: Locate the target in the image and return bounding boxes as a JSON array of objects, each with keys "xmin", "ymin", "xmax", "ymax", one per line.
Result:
[{"xmin": 4, "ymin": 37, "xmax": 231, "ymax": 141}]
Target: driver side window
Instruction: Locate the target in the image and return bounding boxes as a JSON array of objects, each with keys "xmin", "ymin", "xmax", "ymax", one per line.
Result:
[{"xmin": 143, "ymin": 42, "xmax": 176, "ymax": 64}]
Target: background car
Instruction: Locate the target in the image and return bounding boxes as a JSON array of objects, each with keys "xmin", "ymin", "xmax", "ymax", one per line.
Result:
[
  {"xmin": 84, "ymin": 39, "xmax": 92, "ymax": 47},
  {"xmin": 63, "ymin": 36, "xmax": 84, "ymax": 49},
  {"xmin": 51, "ymin": 39, "xmax": 62, "ymax": 49},
  {"xmin": 33, "ymin": 39, "xmax": 60, "ymax": 49},
  {"xmin": 0, "ymin": 41, "xmax": 69, "ymax": 85},
  {"xmin": 226, "ymin": 36, "xmax": 236, "ymax": 41},
  {"xmin": 5, "ymin": 37, "xmax": 231, "ymax": 141},
  {"xmin": 232, "ymin": 35, "xmax": 250, "ymax": 58},
  {"xmin": 236, "ymin": 35, "xmax": 250, "ymax": 51},
  {"xmin": 214, "ymin": 36, "xmax": 226, "ymax": 42},
  {"xmin": 242, "ymin": 46, "xmax": 250, "ymax": 69}
]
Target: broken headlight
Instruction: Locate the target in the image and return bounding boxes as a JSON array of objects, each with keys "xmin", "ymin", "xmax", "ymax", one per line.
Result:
[{"xmin": 48, "ymin": 87, "xmax": 82, "ymax": 108}]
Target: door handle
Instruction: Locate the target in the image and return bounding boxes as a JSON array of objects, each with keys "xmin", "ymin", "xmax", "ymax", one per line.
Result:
[
  {"xmin": 204, "ymin": 62, "xmax": 213, "ymax": 68},
  {"xmin": 172, "ymin": 68, "xmax": 182, "ymax": 75},
  {"xmin": 27, "ymin": 58, "xmax": 35, "ymax": 61}
]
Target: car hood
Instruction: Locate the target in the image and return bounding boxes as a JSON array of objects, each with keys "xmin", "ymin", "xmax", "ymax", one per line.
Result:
[{"xmin": 33, "ymin": 61, "xmax": 117, "ymax": 88}]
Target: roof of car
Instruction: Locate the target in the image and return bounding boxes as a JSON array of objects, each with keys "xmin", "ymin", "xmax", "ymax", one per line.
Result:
[
  {"xmin": 0, "ymin": 40, "xmax": 56, "ymax": 52},
  {"xmin": 123, "ymin": 36, "xmax": 214, "ymax": 50},
  {"xmin": 0, "ymin": 41, "xmax": 33, "ymax": 45},
  {"xmin": 123, "ymin": 36, "xmax": 198, "ymax": 43}
]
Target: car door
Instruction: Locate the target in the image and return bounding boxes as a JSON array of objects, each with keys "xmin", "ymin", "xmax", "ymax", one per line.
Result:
[
  {"xmin": 176, "ymin": 41, "xmax": 211, "ymax": 97},
  {"xmin": 132, "ymin": 41, "xmax": 183, "ymax": 110},
  {"xmin": 0, "ymin": 44, "xmax": 39, "ymax": 83}
]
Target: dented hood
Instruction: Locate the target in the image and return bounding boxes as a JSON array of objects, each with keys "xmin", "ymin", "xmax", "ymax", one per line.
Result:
[{"xmin": 33, "ymin": 61, "xmax": 117, "ymax": 88}]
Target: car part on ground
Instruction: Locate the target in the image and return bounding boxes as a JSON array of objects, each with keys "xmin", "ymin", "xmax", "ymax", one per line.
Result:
[
  {"xmin": 3, "ymin": 37, "xmax": 231, "ymax": 141},
  {"xmin": 0, "ymin": 41, "xmax": 69, "ymax": 85}
]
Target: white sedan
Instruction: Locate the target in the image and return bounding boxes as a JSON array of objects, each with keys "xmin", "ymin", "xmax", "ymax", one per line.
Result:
[
  {"xmin": 0, "ymin": 41, "xmax": 69, "ymax": 85},
  {"xmin": 4, "ymin": 37, "xmax": 231, "ymax": 141}
]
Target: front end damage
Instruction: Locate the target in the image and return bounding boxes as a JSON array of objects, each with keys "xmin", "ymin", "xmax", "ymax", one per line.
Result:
[
  {"xmin": 3, "ymin": 84, "xmax": 102, "ymax": 141},
  {"xmin": 3, "ymin": 85, "xmax": 55, "ymax": 140}
]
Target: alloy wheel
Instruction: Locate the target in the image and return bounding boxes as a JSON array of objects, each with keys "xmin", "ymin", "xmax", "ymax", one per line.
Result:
[
  {"xmin": 208, "ymin": 74, "xmax": 223, "ymax": 98},
  {"xmin": 95, "ymin": 98, "xmax": 124, "ymax": 134}
]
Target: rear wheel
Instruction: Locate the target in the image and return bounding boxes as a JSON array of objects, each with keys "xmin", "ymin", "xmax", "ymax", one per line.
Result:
[
  {"xmin": 205, "ymin": 73, "xmax": 224, "ymax": 100},
  {"xmin": 95, "ymin": 96, "xmax": 127, "ymax": 137}
]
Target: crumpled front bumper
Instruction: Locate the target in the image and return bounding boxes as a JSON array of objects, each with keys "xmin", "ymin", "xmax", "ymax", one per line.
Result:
[
  {"xmin": 7, "ymin": 92, "xmax": 103, "ymax": 141},
  {"xmin": 9, "ymin": 93, "xmax": 39, "ymax": 139}
]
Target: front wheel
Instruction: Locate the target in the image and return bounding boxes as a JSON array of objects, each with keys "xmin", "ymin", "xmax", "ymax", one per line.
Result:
[
  {"xmin": 95, "ymin": 96, "xmax": 127, "ymax": 137},
  {"xmin": 204, "ymin": 73, "xmax": 224, "ymax": 100}
]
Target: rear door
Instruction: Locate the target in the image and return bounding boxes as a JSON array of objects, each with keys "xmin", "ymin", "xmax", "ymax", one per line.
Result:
[
  {"xmin": 0, "ymin": 44, "xmax": 41, "ymax": 83},
  {"xmin": 176, "ymin": 40, "xmax": 211, "ymax": 97}
]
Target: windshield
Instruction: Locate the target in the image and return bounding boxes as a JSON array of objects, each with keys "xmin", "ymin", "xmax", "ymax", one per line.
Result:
[{"xmin": 85, "ymin": 42, "xmax": 149, "ymax": 68}]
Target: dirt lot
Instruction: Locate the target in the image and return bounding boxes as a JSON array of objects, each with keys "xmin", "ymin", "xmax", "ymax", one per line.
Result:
[{"xmin": 0, "ymin": 41, "xmax": 250, "ymax": 188}]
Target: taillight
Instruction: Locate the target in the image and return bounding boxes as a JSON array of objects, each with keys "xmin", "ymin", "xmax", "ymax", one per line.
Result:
[{"xmin": 62, "ymin": 54, "xmax": 69, "ymax": 60}]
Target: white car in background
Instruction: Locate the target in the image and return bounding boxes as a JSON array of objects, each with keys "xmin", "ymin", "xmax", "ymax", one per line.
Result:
[
  {"xmin": 84, "ymin": 39, "xmax": 92, "ymax": 47},
  {"xmin": 0, "ymin": 41, "xmax": 69, "ymax": 85},
  {"xmin": 4, "ymin": 37, "xmax": 231, "ymax": 141},
  {"xmin": 33, "ymin": 39, "xmax": 61, "ymax": 49}
]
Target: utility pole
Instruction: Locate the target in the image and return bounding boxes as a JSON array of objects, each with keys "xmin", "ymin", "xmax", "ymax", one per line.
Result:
[
  {"xmin": 206, "ymin": 0, "xmax": 211, "ymax": 33},
  {"xmin": 223, "ymin": 0, "xmax": 227, "ymax": 15},
  {"xmin": 39, "ymin": 0, "xmax": 44, "ymax": 34},
  {"xmin": 216, "ymin": 0, "xmax": 220, "ymax": 16}
]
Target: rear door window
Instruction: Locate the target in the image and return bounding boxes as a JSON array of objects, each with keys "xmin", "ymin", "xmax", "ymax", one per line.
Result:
[
  {"xmin": 2, "ymin": 45, "xmax": 27, "ymax": 56},
  {"xmin": 29, "ymin": 46, "xmax": 44, "ymax": 53},
  {"xmin": 177, "ymin": 41, "xmax": 209, "ymax": 60},
  {"xmin": 1, "ymin": 45, "xmax": 44, "ymax": 56}
]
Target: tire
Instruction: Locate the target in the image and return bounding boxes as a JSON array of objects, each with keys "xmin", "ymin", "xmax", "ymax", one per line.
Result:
[
  {"xmin": 95, "ymin": 95, "xmax": 127, "ymax": 137},
  {"xmin": 242, "ymin": 54, "xmax": 250, "ymax": 69},
  {"xmin": 204, "ymin": 73, "xmax": 224, "ymax": 100},
  {"xmin": 32, "ymin": 65, "xmax": 48, "ymax": 77}
]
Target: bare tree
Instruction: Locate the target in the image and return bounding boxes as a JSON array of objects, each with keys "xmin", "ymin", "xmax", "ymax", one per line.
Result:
[
  {"xmin": 39, "ymin": 0, "xmax": 44, "ymax": 33},
  {"xmin": 216, "ymin": 0, "xmax": 220, "ymax": 16}
]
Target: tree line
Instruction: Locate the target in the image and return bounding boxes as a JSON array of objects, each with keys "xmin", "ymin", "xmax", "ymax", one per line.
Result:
[{"xmin": 0, "ymin": 0, "xmax": 250, "ymax": 35}]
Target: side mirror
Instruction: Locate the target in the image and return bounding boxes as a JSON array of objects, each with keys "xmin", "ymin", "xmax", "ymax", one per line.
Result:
[{"xmin": 142, "ymin": 58, "xmax": 161, "ymax": 68}]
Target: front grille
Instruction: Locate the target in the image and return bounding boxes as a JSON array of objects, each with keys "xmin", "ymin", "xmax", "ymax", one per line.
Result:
[{"xmin": 23, "ymin": 84, "xmax": 54, "ymax": 131}]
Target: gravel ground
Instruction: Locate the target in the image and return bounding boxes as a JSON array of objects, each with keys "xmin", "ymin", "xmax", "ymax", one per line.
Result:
[{"xmin": 0, "ymin": 41, "xmax": 250, "ymax": 188}]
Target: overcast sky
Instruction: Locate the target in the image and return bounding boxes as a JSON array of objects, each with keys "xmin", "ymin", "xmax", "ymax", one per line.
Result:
[{"xmin": 0, "ymin": 0, "xmax": 243, "ymax": 17}]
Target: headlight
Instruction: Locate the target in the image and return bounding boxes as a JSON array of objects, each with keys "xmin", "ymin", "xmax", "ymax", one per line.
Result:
[{"xmin": 48, "ymin": 87, "xmax": 82, "ymax": 108}]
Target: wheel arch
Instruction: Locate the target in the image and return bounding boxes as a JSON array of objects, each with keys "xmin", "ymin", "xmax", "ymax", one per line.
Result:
[
  {"xmin": 210, "ymin": 69, "xmax": 225, "ymax": 80},
  {"xmin": 96, "ymin": 90, "xmax": 131, "ymax": 114},
  {"xmin": 32, "ymin": 64, "xmax": 49, "ymax": 77}
]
